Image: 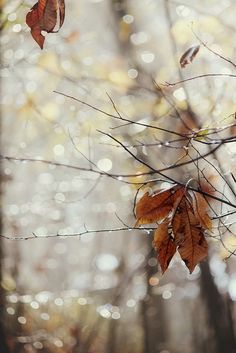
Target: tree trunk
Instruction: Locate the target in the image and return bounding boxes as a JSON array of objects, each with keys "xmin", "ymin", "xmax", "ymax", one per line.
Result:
[
  {"xmin": 0, "ymin": 219, "xmax": 9, "ymax": 352},
  {"xmin": 141, "ymin": 243, "xmax": 167, "ymax": 353},
  {"xmin": 200, "ymin": 261, "xmax": 236, "ymax": 353}
]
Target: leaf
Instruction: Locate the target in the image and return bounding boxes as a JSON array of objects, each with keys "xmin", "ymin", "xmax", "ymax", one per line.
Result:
[
  {"xmin": 134, "ymin": 184, "xmax": 211, "ymax": 274},
  {"xmin": 192, "ymin": 192, "xmax": 212, "ymax": 229},
  {"xmin": 180, "ymin": 45, "xmax": 200, "ymax": 68},
  {"xmin": 173, "ymin": 197, "xmax": 208, "ymax": 273},
  {"xmin": 26, "ymin": 0, "xmax": 65, "ymax": 49},
  {"xmin": 199, "ymin": 177, "xmax": 216, "ymax": 202},
  {"xmin": 153, "ymin": 222, "xmax": 177, "ymax": 273},
  {"xmin": 58, "ymin": 0, "xmax": 65, "ymax": 27},
  {"xmin": 135, "ymin": 185, "xmax": 184, "ymax": 226}
]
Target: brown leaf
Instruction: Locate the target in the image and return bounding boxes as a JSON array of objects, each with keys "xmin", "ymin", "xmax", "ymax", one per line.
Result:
[
  {"xmin": 58, "ymin": 0, "xmax": 65, "ymax": 27},
  {"xmin": 26, "ymin": 0, "xmax": 65, "ymax": 49},
  {"xmin": 173, "ymin": 197, "xmax": 208, "ymax": 273},
  {"xmin": 135, "ymin": 185, "xmax": 185, "ymax": 226},
  {"xmin": 192, "ymin": 192, "xmax": 212, "ymax": 229},
  {"xmin": 134, "ymin": 184, "xmax": 211, "ymax": 274},
  {"xmin": 180, "ymin": 45, "xmax": 200, "ymax": 68},
  {"xmin": 199, "ymin": 177, "xmax": 216, "ymax": 202},
  {"xmin": 153, "ymin": 222, "xmax": 177, "ymax": 273}
]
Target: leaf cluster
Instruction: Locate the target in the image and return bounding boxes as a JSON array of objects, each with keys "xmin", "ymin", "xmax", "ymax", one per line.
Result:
[{"xmin": 135, "ymin": 185, "xmax": 212, "ymax": 273}]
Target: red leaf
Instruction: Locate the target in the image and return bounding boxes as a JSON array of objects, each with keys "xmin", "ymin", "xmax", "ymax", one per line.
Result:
[{"xmin": 26, "ymin": 0, "xmax": 65, "ymax": 49}]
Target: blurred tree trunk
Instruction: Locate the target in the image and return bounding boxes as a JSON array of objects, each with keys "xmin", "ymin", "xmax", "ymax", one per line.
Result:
[
  {"xmin": 164, "ymin": 4, "xmax": 236, "ymax": 352},
  {"xmin": 0, "ymin": 216, "xmax": 9, "ymax": 352},
  {"xmin": 141, "ymin": 241, "xmax": 167, "ymax": 353},
  {"xmin": 105, "ymin": 316, "xmax": 118, "ymax": 353},
  {"xmin": 200, "ymin": 261, "xmax": 236, "ymax": 353},
  {"xmin": 109, "ymin": 3, "xmax": 172, "ymax": 352},
  {"xmin": 0, "ymin": 100, "xmax": 9, "ymax": 351}
]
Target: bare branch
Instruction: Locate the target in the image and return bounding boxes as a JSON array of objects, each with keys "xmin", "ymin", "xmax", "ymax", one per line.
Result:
[
  {"xmin": 0, "ymin": 226, "xmax": 156, "ymax": 241},
  {"xmin": 53, "ymin": 90, "xmax": 187, "ymax": 138},
  {"xmin": 192, "ymin": 30, "xmax": 236, "ymax": 69},
  {"xmin": 164, "ymin": 73, "xmax": 236, "ymax": 86}
]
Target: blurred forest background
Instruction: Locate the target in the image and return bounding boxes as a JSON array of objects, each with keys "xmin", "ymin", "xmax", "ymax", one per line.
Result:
[{"xmin": 1, "ymin": 0, "xmax": 236, "ymax": 352}]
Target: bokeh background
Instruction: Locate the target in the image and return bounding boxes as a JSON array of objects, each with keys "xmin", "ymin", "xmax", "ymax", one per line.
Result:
[{"xmin": 1, "ymin": 0, "xmax": 236, "ymax": 352}]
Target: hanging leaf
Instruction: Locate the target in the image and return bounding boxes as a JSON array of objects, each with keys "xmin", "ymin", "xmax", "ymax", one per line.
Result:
[
  {"xmin": 26, "ymin": 0, "xmax": 65, "ymax": 49},
  {"xmin": 199, "ymin": 177, "xmax": 216, "ymax": 201},
  {"xmin": 192, "ymin": 192, "xmax": 212, "ymax": 229},
  {"xmin": 153, "ymin": 221, "xmax": 177, "ymax": 273},
  {"xmin": 180, "ymin": 45, "xmax": 200, "ymax": 68},
  {"xmin": 58, "ymin": 0, "xmax": 65, "ymax": 27},
  {"xmin": 172, "ymin": 197, "xmax": 208, "ymax": 273},
  {"xmin": 135, "ymin": 183, "xmax": 212, "ymax": 274},
  {"xmin": 135, "ymin": 185, "xmax": 184, "ymax": 226}
]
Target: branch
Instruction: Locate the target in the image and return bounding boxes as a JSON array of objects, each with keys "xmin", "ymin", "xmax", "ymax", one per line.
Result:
[
  {"xmin": 0, "ymin": 226, "xmax": 155, "ymax": 241},
  {"xmin": 53, "ymin": 90, "xmax": 187, "ymax": 138},
  {"xmin": 2, "ymin": 145, "xmax": 236, "ymax": 207},
  {"xmin": 164, "ymin": 73, "xmax": 236, "ymax": 86},
  {"xmin": 96, "ymin": 131, "xmax": 236, "ymax": 208},
  {"xmin": 192, "ymin": 30, "xmax": 236, "ymax": 69}
]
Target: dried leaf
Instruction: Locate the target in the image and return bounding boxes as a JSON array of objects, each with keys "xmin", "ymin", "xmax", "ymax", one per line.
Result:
[
  {"xmin": 173, "ymin": 198, "xmax": 208, "ymax": 273},
  {"xmin": 153, "ymin": 222, "xmax": 177, "ymax": 273},
  {"xmin": 135, "ymin": 183, "xmax": 211, "ymax": 274},
  {"xmin": 192, "ymin": 192, "xmax": 212, "ymax": 229},
  {"xmin": 135, "ymin": 185, "xmax": 184, "ymax": 226},
  {"xmin": 58, "ymin": 0, "xmax": 65, "ymax": 27},
  {"xmin": 180, "ymin": 45, "xmax": 200, "ymax": 68},
  {"xmin": 199, "ymin": 177, "xmax": 216, "ymax": 202},
  {"xmin": 26, "ymin": 0, "xmax": 65, "ymax": 49}
]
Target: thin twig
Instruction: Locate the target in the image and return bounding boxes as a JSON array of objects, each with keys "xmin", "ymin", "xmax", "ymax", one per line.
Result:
[
  {"xmin": 53, "ymin": 90, "xmax": 187, "ymax": 138},
  {"xmin": 0, "ymin": 226, "xmax": 156, "ymax": 241},
  {"xmin": 192, "ymin": 30, "xmax": 236, "ymax": 69},
  {"xmin": 164, "ymin": 73, "xmax": 236, "ymax": 86}
]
